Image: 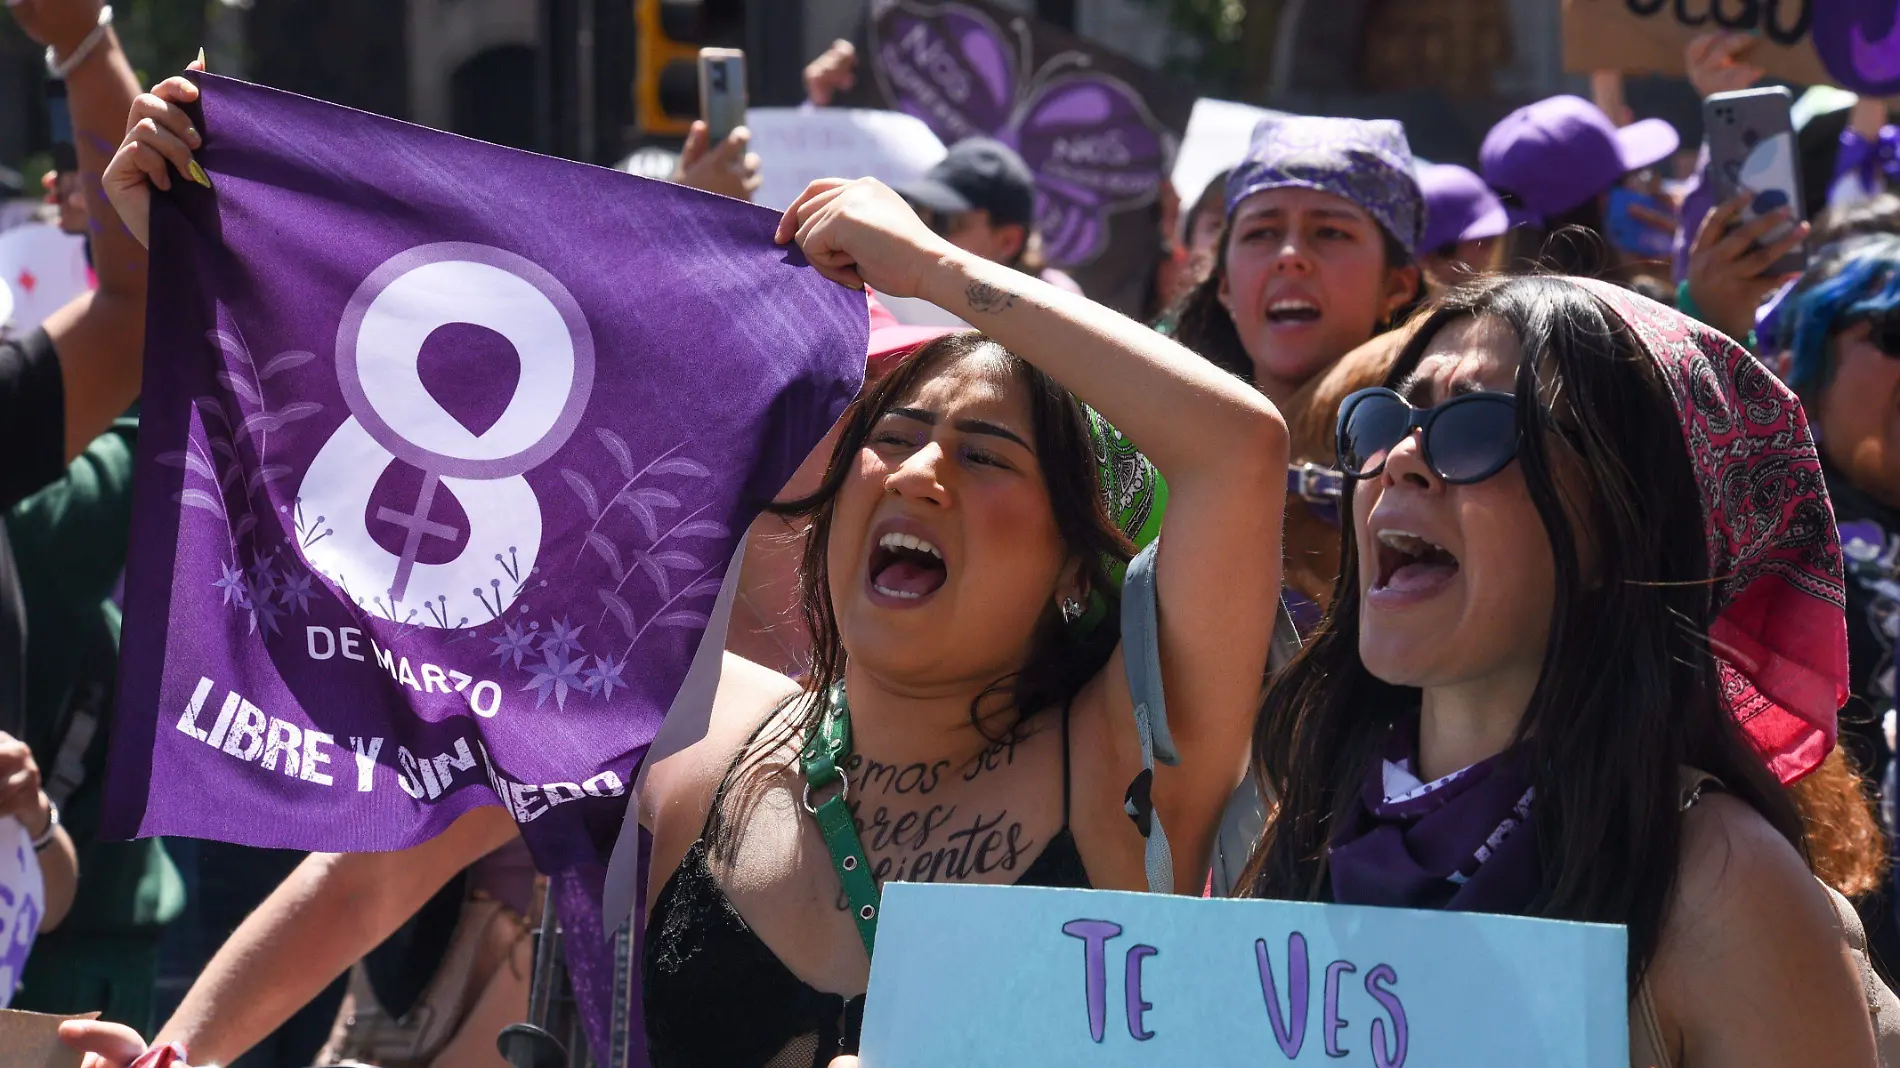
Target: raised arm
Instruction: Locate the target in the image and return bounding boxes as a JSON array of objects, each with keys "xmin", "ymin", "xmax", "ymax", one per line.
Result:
[
  {"xmin": 5, "ymin": 0, "xmax": 151, "ymax": 462},
  {"xmin": 780, "ymin": 178, "xmax": 1288, "ymax": 886}
]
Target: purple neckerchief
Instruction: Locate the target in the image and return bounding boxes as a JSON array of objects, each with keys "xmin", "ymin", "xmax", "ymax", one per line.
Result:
[
  {"xmin": 1328, "ymin": 714, "xmax": 1541, "ymax": 914},
  {"xmin": 1835, "ymin": 125, "xmax": 1900, "ymax": 202}
]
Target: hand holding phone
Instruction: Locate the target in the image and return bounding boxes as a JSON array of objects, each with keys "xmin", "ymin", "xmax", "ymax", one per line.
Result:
[{"xmin": 1703, "ymin": 86, "xmax": 1807, "ymax": 277}]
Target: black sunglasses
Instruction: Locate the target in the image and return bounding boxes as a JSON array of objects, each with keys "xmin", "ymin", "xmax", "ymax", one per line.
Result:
[{"xmin": 1336, "ymin": 387, "xmax": 1521, "ymax": 485}]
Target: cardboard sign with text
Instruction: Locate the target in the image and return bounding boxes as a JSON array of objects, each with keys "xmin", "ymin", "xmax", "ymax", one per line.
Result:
[
  {"xmin": 1564, "ymin": 0, "xmax": 1900, "ymax": 97},
  {"xmin": 859, "ymin": 884, "xmax": 1628, "ymax": 1068}
]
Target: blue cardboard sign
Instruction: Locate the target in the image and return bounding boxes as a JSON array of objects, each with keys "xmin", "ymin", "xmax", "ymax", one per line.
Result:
[{"xmin": 859, "ymin": 884, "xmax": 1627, "ymax": 1067}]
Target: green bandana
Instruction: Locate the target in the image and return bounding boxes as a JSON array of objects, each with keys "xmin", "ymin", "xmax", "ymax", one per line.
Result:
[{"xmin": 1079, "ymin": 407, "xmax": 1167, "ymax": 631}]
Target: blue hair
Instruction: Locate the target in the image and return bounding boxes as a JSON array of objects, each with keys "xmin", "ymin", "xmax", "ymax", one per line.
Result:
[{"xmin": 1783, "ymin": 234, "xmax": 1900, "ymax": 393}]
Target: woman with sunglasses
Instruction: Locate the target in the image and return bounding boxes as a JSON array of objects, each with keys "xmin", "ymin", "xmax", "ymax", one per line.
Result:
[{"xmin": 1247, "ymin": 274, "xmax": 1893, "ymax": 1066}]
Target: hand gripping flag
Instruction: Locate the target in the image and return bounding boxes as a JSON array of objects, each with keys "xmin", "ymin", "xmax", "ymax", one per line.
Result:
[{"xmin": 103, "ymin": 74, "xmax": 866, "ymax": 1058}]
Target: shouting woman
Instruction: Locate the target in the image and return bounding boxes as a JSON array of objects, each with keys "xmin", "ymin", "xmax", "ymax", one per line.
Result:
[
  {"xmin": 69, "ymin": 71, "xmax": 1289, "ymax": 1068},
  {"xmin": 1248, "ymin": 275, "xmax": 1895, "ymax": 1066}
]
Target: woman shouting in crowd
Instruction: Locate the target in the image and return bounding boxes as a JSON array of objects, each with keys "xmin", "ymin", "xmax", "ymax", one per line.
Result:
[
  {"xmin": 1168, "ymin": 116, "xmax": 1423, "ymax": 407},
  {"xmin": 1247, "ymin": 275, "xmax": 1895, "ymax": 1066},
  {"xmin": 69, "ymin": 70, "xmax": 1287, "ymax": 1068},
  {"xmin": 1166, "ymin": 116, "xmax": 1426, "ymax": 630},
  {"xmin": 640, "ymin": 177, "xmax": 1284, "ymax": 1065}
]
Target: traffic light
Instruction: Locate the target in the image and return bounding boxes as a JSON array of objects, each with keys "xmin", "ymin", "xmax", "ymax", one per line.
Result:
[{"xmin": 636, "ymin": 0, "xmax": 745, "ymax": 138}]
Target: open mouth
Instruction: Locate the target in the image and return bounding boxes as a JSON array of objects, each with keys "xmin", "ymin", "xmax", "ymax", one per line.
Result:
[
  {"xmin": 1266, "ymin": 298, "xmax": 1321, "ymax": 325},
  {"xmin": 869, "ymin": 530, "xmax": 948, "ymax": 602},
  {"xmin": 1372, "ymin": 529, "xmax": 1460, "ymax": 595}
]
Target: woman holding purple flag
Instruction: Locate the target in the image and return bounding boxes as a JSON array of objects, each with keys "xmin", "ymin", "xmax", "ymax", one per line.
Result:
[
  {"xmin": 1240, "ymin": 274, "xmax": 1897, "ymax": 1065},
  {"xmin": 73, "ymin": 67, "xmax": 1288, "ymax": 1068}
]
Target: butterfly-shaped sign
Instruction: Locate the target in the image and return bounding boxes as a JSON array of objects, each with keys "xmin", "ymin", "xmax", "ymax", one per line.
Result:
[{"xmin": 839, "ymin": 0, "xmax": 1191, "ymax": 315}]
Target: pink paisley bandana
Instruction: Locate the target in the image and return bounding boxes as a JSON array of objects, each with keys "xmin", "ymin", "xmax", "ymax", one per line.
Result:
[{"xmin": 1575, "ymin": 278, "xmax": 1848, "ymax": 784}]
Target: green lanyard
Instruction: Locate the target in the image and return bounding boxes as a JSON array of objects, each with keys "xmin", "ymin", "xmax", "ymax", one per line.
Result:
[{"xmin": 800, "ymin": 685, "xmax": 882, "ymax": 958}]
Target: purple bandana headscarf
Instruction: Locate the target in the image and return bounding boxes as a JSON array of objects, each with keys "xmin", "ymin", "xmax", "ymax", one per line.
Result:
[{"xmin": 1224, "ymin": 116, "xmax": 1425, "ymax": 256}]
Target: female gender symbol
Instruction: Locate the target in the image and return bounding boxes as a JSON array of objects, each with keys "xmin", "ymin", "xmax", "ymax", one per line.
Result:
[{"xmin": 296, "ymin": 243, "xmax": 595, "ymax": 627}]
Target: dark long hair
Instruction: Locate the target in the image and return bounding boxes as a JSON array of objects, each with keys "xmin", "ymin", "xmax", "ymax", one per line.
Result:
[
  {"xmin": 1166, "ymin": 206, "xmax": 1425, "ymax": 384},
  {"xmin": 706, "ymin": 332, "xmax": 1132, "ymax": 856},
  {"xmin": 1502, "ymin": 197, "xmax": 1615, "ymax": 278},
  {"xmin": 1242, "ymin": 276, "xmax": 1807, "ymax": 988}
]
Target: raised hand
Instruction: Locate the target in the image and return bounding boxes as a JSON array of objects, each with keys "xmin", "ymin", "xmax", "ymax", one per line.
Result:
[
  {"xmin": 3, "ymin": 0, "xmax": 104, "ymax": 56},
  {"xmin": 1686, "ymin": 192, "xmax": 1807, "ymax": 344},
  {"xmin": 803, "ymin": 39, "xmax": 858, "ymax": 107},
  {"xmin": 775, "ymin": 178, "xmax": 956, "ymax": 298},
  {"xmin": 101, "ymin": 56, "xmax": 208, "ymax": 249},
  {"xmin": 1685, "ymin": 31, "xmax": 1765, "ymax": 99},
  {"xmin": 670, "ymin": 120, "xmax": 763, "ymax": 202}
]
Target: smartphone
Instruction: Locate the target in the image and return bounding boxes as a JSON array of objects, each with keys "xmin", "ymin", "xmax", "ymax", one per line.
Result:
[
  {"xmin": 46, "ymin": 81, "xmax": 72, "ymax": 145},
  {"xmin": 46, "ymin": 81, "xmax": 76, "ymax": 173},
  {"xmin": 698, "ymin": 48, "xmax": 748, "ymax": 145},
  {"xmin": 1704, "ymin": 86, "xmax": 1807, "ymax": 276}
]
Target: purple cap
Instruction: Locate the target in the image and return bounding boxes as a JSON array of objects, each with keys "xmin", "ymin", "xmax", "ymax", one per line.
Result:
[
  {"xmin": 1225, "ymin": 116, "xmax": 1425, "ymax": 255},
  {"xmin": 1417, "ymin": 163, "xmax": 1510, "ymax": 252},
  {"xmin": 1479, "ymin": 95, "xmax": 1680, "ymax": 225}
]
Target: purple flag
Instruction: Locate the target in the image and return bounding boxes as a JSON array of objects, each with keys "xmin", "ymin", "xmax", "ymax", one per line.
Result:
[{"xmin": 104, "ymin": 73, "xmax": 864, "ymax": 1054}]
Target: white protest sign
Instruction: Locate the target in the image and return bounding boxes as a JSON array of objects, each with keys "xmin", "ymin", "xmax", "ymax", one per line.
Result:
[
  {"xmin": 749, "ymin": 108, "xmax": 948, "ymax": 213},
  {"xmin": 860, "ymin": 884, "xmax": 1627, "ymax": 1067},
  {"xmin": 1172, "ymin": 98, "xmax": 1288, "ymax": 213},
  {"xmin": 0, "ymin": 222, "xmax": 90, "ymax": 339},
  {"xmin": 0, "ymin": 818, "xmax": 46, "ymax": 1009},
  {"xmin": 871, "ymin": 293, "xmax": 969, "ymax": 330}
]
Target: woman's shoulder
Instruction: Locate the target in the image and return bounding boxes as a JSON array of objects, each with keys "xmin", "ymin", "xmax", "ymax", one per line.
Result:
[
  {"xmin": 640, "ymin": 653, "xmax": 803, "ymax": 832},
  {"xmin": 1648, "ymin": 791, "xmax": 1876, "ymax": 1065},
  {"xmin": 1668, "ymin": 791, "xmax": 1832, "ymax": 936}
]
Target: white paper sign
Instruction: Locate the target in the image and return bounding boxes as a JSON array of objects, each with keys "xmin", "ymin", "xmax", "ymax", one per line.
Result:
[
  {"xmin": 749, "ymin": 108, "xmax": 948, "ymax": 213},
  {"xmin": 0, "ymin": 817, "xmax": 46, "ymax": 1009},
  {"xmin": 872, "ymin": 293, "xmax": 969, "ymax": 330},
  {"xmin": 1172, "ymin": 99, "xmax": 1289, "ymax": 214},
  {"xmin": 0, "ymin": 222, "xmax": 90, "ymax": 340}
]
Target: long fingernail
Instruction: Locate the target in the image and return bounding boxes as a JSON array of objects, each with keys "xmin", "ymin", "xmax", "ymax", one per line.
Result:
[
  {"xmin": 188, "ymin": 160, "xmax": 212, "ymax": 188},
  {"xmin": 186, "ymin": 126, "xmax": 202, "ymax": 147},
  {"xmin": 196, "ymin": 46, "xmax": 207, "ymax": 69}
]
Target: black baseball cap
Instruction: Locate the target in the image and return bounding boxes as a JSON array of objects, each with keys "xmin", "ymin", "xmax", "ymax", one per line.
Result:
[{"xmin": 898, "ymin": 137, "xmax": 1036, "ymax": 228}]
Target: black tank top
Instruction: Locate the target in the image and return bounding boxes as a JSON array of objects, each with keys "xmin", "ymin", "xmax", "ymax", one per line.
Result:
[{"xmin": 642, "ymin": 705, "xmax": 1091, "ymax": 1068}]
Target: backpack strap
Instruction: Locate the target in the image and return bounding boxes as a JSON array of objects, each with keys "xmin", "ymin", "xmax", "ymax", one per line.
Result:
[
  {"xmin": 1123, "ymin": 537, "xmax": 1304, "ymax": 896},
  {"xmin": 1120, "ymin": 541, "xmax": 1176, "ymax": 893}
]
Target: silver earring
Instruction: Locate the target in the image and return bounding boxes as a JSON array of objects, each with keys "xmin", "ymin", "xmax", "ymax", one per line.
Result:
[{"xmin": 1060, "ymin": 596, "xmax": 1085, "ymax": 624}]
